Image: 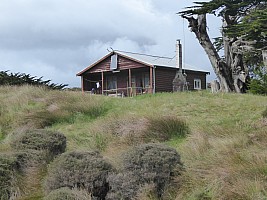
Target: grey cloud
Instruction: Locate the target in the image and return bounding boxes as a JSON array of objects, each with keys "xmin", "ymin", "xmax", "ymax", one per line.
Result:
[
  {"xmin": 0, "ymin": 0, "xmax": 219, "ymax": 87},
  {"xmin": 0, "ymin": 0, "xmax": 164, "ymax": 50}
]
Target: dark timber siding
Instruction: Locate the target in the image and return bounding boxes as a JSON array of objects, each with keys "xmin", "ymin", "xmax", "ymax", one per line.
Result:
[
  {"xmin": 155, "ymin": 67, "xmax": 177, "ymax": 92},
  {"xmin": 88, "ymin": 57, "xmax": 111, "ymax": 73},
  {"xmin": 155, "ymin": 67, "xmax": 208, "ymax": 92},
  {"xmin": 186, "ymin": 70, "xmax": 207, "ymax": 90},
  {"xmin": 118, "ymin": 56, "xmax": 147, "ymax": 70},
  {"xmin": 86, "ymin": 55, "xmax": 147, "ymax": 73},
  {"xmin": 79, "ymin": 53, "xmax": 208, "ymax": 93}
]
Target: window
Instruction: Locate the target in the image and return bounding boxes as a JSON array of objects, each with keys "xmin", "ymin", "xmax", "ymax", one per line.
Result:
[
  {"xmin": 194, "ymin": 79, "xmax": 201, "ymax": 90},
  {"xmin": 110, "ymin": 54, "xmax": 118, "ymax": 70},
  {"xmin": 107, "ymin": 76, "xmax": 117, "ymax": 90}
]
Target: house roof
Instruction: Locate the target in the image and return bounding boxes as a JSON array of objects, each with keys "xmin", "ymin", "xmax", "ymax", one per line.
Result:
[
  {"xmin": 116, "ymin": 50, "xmax": 209, "ymax": 73},
  {"xmin": 77, "ymin": 50, "xmax": 210, "ymax": 76}
]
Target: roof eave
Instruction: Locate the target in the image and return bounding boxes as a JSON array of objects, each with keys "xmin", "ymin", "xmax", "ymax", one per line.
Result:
[
  {"xmin": 76, "ymin": 51, "xmax": 114, "ymax": 76},
  {"xmin": 184, "ymin": 69, "xmax": 210, "ymax": 74},
  {"xmin": 115, "ymin": 51, "xmax": 154, "ymax": 68},
  {"xmin": 155, "ymin": 65, "xmax": 210, "ymax": 74}
]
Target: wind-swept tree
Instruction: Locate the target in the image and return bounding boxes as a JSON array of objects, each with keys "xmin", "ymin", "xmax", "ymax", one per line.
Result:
[
  {"xmin": 0, "ymin": 71, "xmax": 67, "ymax": 89},
  {"xmin": 179, "ymin": 0, "xmax": 266, "ymax": 93}
]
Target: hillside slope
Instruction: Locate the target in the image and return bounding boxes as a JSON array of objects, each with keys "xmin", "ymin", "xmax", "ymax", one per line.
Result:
[{"xmin": 0, "ymin": 85, "xmax": 266, "ymax": 199}]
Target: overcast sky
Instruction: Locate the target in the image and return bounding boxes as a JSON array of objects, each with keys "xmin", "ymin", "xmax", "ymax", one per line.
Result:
[{"xmin": 0, "ymin": 0, "xmax": 221, "ymax": 87}]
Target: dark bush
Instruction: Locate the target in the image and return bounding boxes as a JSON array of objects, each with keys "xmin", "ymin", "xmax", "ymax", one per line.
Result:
[
  {"xmin": 0, "ymin": 153, "xmax": 19, "ymax": 200},
  {"xmin": 44, "ymin": 187, "xmax": 90, "ymax": 200},
  {"xmin": 44, "ymin": 151, "xmax": 113, "ymax": 200},
  {"xmin": 14, "ymin": 149, "xmax": 49, "ymax": 169},
  {"xmin": 13, "ymin": 129, "xmax": 66, "ymax": 157},
  {"xmin": 145, "ymin": 116, "xmax": 190, "ymax": 142},
  {"xmin": 107, "ymin": 143, "xmax": 182, "ymax": 199},
  {"xmin": 106, "ymin": 172, "xmax": 140, "ymax": 200},
  {"xmin": 107, "ymin": 172, "xmax": 158, "ymax": 200}
]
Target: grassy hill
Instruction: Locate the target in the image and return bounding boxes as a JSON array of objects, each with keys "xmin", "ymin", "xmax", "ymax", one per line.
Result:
[{"xmin": 0, "ymin": 85, "xmax": 266, "ymax": 199}]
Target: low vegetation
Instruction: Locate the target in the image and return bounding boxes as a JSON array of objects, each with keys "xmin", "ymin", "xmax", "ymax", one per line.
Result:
[
  {"xmin": 0, "ymin": 85, "xmax": 266, "ymax": 199},
  {"xmin": 107, "ymin": 143, "xmax": 182, "ymax": 199},
  {"xmin": 43, "ymin": 187, "xmax": 91, "ymax": 200},
  {"xmin": 44, "ymin": 151, "xmax": 113, "ymax": 199},
  {"xmin": 248, "ymin": 66, "xmax": 267, "ymax": 95},
  {"xmin": 144, "ymin": 116, "xmax": 189, "ymax": 142},
  {"xmin": 262, "ymin": 106, "xmax": 267, "ymax": 118},
  {"xmin": 0, "ymin": 154, "xmax": 19, "ymax": 199},
  {"xmin": 13, "ymin": 130, "xmax": 66, "ymax": 156}
]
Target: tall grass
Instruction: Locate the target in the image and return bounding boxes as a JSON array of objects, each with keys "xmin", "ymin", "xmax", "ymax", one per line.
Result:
[
  {"xmin": 145, "ymin": 115, "xmax": 189, "ymax": 141},
  {"xmin": 1, "ymin": 86, "xmax": 267, "ymax": 199},
  {"xmin": 0, "ymin": 85, "xmax": 109, "ymax": 139},
  {"xmin": 262, "ymin": 106, "xmax": 267, "ymax": 118},
  {"xmin": 0, "ymin": 86, "xmax": 46, "ymax": 136}
]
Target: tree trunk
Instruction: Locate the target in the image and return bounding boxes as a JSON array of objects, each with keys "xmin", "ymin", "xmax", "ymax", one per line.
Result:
[{"xmin": 182, "ymin": 14, "xmax": 247, "ymax": 93}]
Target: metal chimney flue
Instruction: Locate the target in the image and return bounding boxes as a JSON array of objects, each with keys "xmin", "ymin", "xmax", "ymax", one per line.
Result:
[{"xmin": 176, "ymin": 39, "xmax": 182, "ymax": 71}]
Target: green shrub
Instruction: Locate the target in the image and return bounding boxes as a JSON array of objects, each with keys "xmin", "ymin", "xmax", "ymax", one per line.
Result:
[
  {"xmin": 107, "ymin": 143, "xmax": 182, "ymax": 199},
  {"xmin": 44, "ymin": 151, "xmax": 113, "ymax": 199},
  {"xmin": 13, "ymin": 130, "xmax": 66, "ymax": 157},
  {"xmin": 249, "ymin": 79, "xmax": 267, "ymax": 95},
  {"xmin": 145, "ymin": 116, "xmax": 190, "ymax": 142},
  {"xmin": 0, "ymin": 153, "xmax": 19, "ymax": 200},
  {"xmin": 44, "ymin": 187, "xmax": 90, "ymax": 200},
  {"xmin": 248, "ymin": 66, "xmax": 267, "ymax": 95}
]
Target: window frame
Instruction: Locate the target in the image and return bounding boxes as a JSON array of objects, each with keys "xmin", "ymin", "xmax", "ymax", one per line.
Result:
[{"xmin": 194, "ymin": 78, "xmax": 201, "ymax": 90}]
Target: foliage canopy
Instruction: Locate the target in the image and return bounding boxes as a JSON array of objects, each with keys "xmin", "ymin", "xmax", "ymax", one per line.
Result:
[
  {"xmin": 0, "ymin": 70, "xmax": 67, "ymax": 89},
  {"xmin": 179, "ymin": 0, "xmax": 266, "ymax": 93}
]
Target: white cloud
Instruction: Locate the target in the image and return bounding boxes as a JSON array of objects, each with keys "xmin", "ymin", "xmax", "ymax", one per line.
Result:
[{"xmin": 0, "ymin": 0, "xmax": 220, "ymax": 87}]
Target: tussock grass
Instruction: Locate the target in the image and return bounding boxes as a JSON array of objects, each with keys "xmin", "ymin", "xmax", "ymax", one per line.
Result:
[
  {"xmin": 0, "ymin": 85, "xmax": 47, "ymax": 139},
  {"xmin": 145, "ymin": 115, "xmax": 189, "ymax": 142},
  {"xmin": 0, "ymin": 86, "xmax": 267, "ymax": 199},
  {"xmin": 0, "ymin": 85, "xmax": 108, "ymax": 139},
  {"xmin": 44, "ymin": 187, "xmax": 91, "ymax": 200},
  {"xmin": 25, "ymin": 91, "xmax": 108, "ymax": 128}
]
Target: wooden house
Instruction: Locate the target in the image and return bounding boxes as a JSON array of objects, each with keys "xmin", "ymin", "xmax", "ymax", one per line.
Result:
[{"xmin": 76, "ymin": 50, "xmax": 209, "ymax": 96}]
